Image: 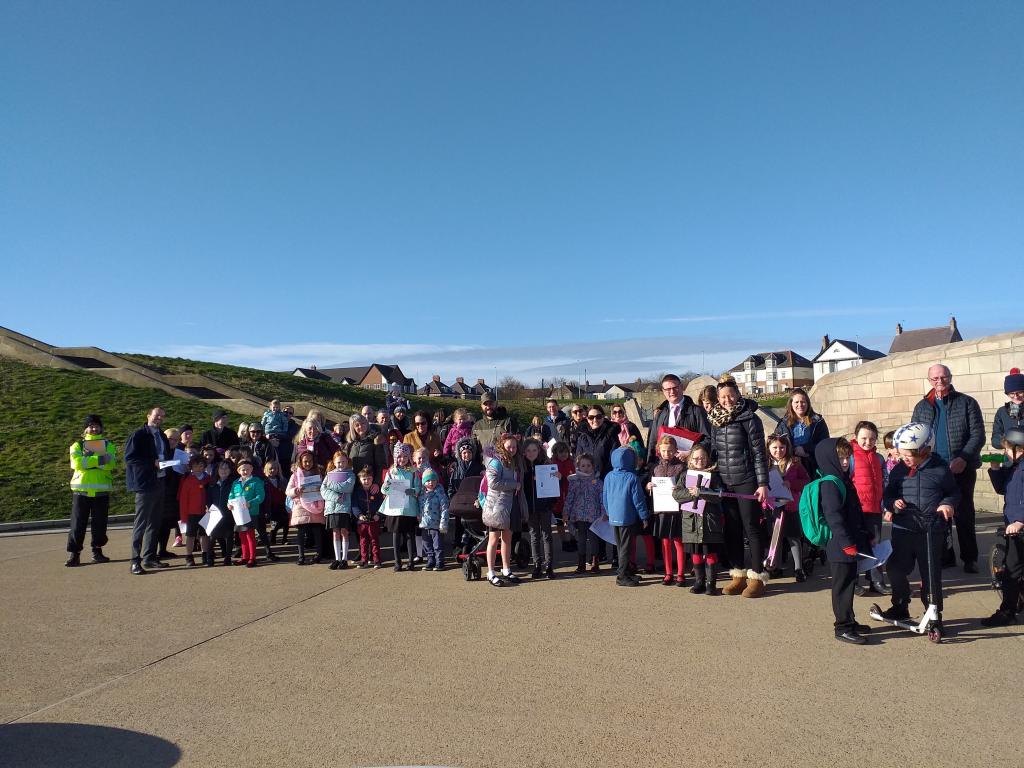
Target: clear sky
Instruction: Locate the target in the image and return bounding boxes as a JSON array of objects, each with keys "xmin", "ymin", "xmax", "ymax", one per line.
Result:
[{"xmin": 3, "ymin": 2, "xmax": 1022, "ymax": 385}]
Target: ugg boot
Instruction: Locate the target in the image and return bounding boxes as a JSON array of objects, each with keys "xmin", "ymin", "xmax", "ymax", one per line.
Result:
[
  {"xmin": 722, "ymin": 568, "xmax": 747, "ymax": 595},
  {"xmin": 689, "ymin": 563, "xmax": 707, "ymax": 594},
  {"xmin": 742, "ymin": 569, "xmax": 768, "ymax": 598},
  {"xmin": 705, "ymin": 561, "xmax": 720, "ymax": 596}
]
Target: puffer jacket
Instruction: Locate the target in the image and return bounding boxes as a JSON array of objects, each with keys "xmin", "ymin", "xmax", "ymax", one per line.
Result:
[
  {"xmin": 850, "ymin": 443, "xmax": 884, "ymax": 515},
  {"xmin": 481, "ymin": 458, "xmax": 521, "ymax": 528},
  {"xmin": 992, "ymin": 404, "xmax": 1024, "ymax": 451},
  {"xmin": 574, "ymin": 420, "xmax": 621, "ymax": 478},
  {"xmin": 419, "ymin": 487, "xmax": 450, "ymax": 532},
  {"xmin": 442, "ymin": 421, "xmax": 474, "ymax": 457},
  {"xmin": 346, "ymin": 435, "xmax": 379, "ymax": 479},
  {"xmin": 911, "ymin": 388, "xmax": 986, "ymax": 468},
  {"xmin": 601, "ymin": 447, "xmax": 649, "ymax": 527},
  {"xmin": 261, "ymin": 409, "xmax": 290, "ymax": 437},
  {"xmin": 287, "ymin": 467, "xmax": 326, "ymax": 526},
  {"xmin": 709, "ymin": 399, "xmax": 769, "ymax": 489},
  {"xmin": 321, "ymin": 469, "xmax": 355, "ymax": 515},
  {"xmin": 883, "ymin": 454, "xmax": 960, "ymax": 532},
  {"xmin": 988, "ymin": 459, "xmax": 1024, "ymax": 526}
]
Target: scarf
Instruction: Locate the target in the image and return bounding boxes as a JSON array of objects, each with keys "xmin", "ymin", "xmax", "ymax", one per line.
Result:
[
  {"xmin": 618, "ymin": 420, "xmax": 631, "ymax": 446},
  {"xmin": 708, "ymin": 401, "xmax": 746, "ymax": 429}
]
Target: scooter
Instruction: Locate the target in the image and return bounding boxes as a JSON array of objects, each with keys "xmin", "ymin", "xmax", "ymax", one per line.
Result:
[{"xmin": 868, "ymin": 524, "xmax": 943, "ymax": 643}]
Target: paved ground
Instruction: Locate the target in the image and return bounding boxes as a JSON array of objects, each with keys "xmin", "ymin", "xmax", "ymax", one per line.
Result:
[{"xmin": 1, "ymin": 524, "xmax": 1021, "ymax": 768}]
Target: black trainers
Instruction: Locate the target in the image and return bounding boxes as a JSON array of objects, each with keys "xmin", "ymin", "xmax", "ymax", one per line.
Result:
[
  {"xmin": 616, "ymin": 577, "xmax": 640, "ymax": 587},
  {"xmin": 91, "ymin": 549, "xmax": 110, "ymax": 563},
  {"xmin": 835, "ymin": 630, "xmax": 868, "ymax": 645},
  {"xmin": 981, "ymin": 609, "xmax": 1017, "ymax": 627},
  {"xmin": 65, "ymin": 553, "xmax": 80, "ymax": 568},
  {"xmin": 880, "ymin": 605, "xmax": 911, "ymax": 621}
]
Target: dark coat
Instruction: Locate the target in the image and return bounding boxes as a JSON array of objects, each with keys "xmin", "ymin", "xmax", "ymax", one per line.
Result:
[
  {"xmin": 709, "ymin": 400, "xmax": 769, "ymax": 489},
  {"xmin": 205, "ymin": 475, "xmax": 237, "ymax": 540},
  {"xmin": 671, "ymin": 466, "xmax": 725, "ymax": 545},
  {"xmin": 472, "ymin": 407, "xmax": 517, "ymax": 452},
  {"xmin": 542, "ymin": 412, "xmax": 570, "ymax": 444},
  {"xmin": 989, "ymin": 459, "xmax": 1024, "ymax": 526},
  {"xmin": 574, "ymin": 419, "xmax": 621, "ymax": 478},
  {"xmin": 124, "ymin": 424, "xmax": 171, "ymax": 493},
  {"xmin": 646, "ymin": 396, "xmax": 711, "ymax": 466},
  {"xmin": 346, "ymin": 435, "xmax": 380, "ymax": 479},
  {"xmin": 883, "ymin": 454, "xmax": 960, "ymax": 533},
  {"xmin": 815, "ymin": 438, "xmax": 870, "ymax": 563},
  {"xmin": 774, "ymin": 414, "xmax": 830, "ymax": 477},
  {"xmin": 200, "ymin": 426, "xmax": 239, "ymax": 453},
  {"xmin": 992, "ymin": 404, "xmax": 1024, "ymax": 450},
  {"xmin": 911, "ymin": 388, "xmax": 985, "ymax": 468}
]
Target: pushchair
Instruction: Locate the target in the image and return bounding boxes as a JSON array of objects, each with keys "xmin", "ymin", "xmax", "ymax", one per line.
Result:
[{"xmin": 449, "ymin": 476, "xmax": 530, "ymax": 581}]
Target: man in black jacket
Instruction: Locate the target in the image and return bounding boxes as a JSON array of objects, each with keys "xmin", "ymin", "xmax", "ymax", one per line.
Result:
[
  {"xmin": 911, "ymin": 364, "xmax": 985, "ymax": 572},
  {"xmin": 124, "ymin": 406, "xmax": 171, "ymax": 574},
  {"xmin": 646, "ymin": 374, "xmax": 711, "ymax": 466},
  {"xmin": 200, "ymin": 409, "xmax": 239, "ymax": 454}
]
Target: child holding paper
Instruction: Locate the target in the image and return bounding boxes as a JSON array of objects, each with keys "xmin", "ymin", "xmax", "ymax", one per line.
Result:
[
  {"xmin": 765, "ymin": 433, "xmax": 810, "ymax": 582},
  {"xmin": 177, "ymin": 456, "xmax": 212, "ymax": 567},
  {"xmin": 287, "ymin": 450, "xmax": 326, "ymax": 566},
  {"xmin": 672, "ymin": 444, "xmax": 725, "ymax": 595},
  {"xmin": 382, "ymin": 443, "xmax": 421, "ymax": 571},
  {"xmin": 353, "ymin": 466, "xmax": 384, "ymax": 568},
  {"xmin": 229, "ymin": 458, "xmax": 265, "ymax": 568},
  {"xmin": 206, "ymin": 459, "xmax": 236, "ymax": 565},
  {"xmin": 522, "ymin": 438, "xmax": 556, "ymax": 579},
  {"xmin": 647, "ymin": 436, "xmax": 686, "ymax": 586},
  {"xmin": 322, "ymin": 451, "xmax": 356, "ymax": 570},
  {"xmin": 411, "ymin": 447, "xmax": 431, "ymax": 561},
  {"xmin": 564, "ymin": 454, "xmax": 604, "ymax": 573},
  {"xmin": 419, "ymin": 469, "xmax": 450, "ymax": 570}
]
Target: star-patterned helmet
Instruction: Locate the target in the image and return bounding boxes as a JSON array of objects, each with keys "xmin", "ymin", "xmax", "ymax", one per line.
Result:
[{"xmin": 893, "ymin": 422, "xmax": 932, "ymax": 450}]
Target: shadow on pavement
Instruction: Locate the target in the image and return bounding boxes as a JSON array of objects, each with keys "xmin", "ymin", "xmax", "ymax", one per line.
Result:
[{"xmin": 0, "ymin": 722, "xmax": 180, "ymax": 767}]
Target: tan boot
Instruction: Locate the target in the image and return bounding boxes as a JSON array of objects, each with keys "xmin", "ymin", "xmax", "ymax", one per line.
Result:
[
  {"xmin": 741, "ymin": 569, "xmax": 768, "ymax": 598},
  {"xmin": 722, "ymin": 568, "xmax": 747, "ymax": 595}
]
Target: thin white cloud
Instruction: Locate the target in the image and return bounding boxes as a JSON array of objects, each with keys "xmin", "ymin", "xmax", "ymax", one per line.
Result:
[
  {"xmin": 161, "ymin": 342, "xmax": 479, "ymax": 372},
  {"xmin": 607, "ymin": 307, "xmax": 935, "ymax": 324}
]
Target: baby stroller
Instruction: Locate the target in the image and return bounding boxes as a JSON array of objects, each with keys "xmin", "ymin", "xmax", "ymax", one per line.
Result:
[{"xmin": 450, "ymin": 475, "xmax": 530, "ymax": 581}]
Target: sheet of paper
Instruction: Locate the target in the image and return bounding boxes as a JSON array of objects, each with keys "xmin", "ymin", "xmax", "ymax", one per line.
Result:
[
  {"xmin": 858, "ymin": 540, "xmax": 892, "ymax": 573},
  {"xmin": 589, "ymin": 517, "xmax": 616, "ymax": 545},
  {"xmin": 383, "ymin": 476, "xmax": 410, "ymax": 516},
  {"xmin": 158, "ymin": 459, "xmax": 181, "ymax": 470},
  {"xmin": 535, "ymin": 464, "xmax": 560, "ymax": 498},
  {"xmin": 651, "ymin": 477, "xmax": 680, "ymax": 512},
  {"xmin": 299, "ymin": 474, "xmax": 322, "ymax": 503},
  {"xmin": 201, "ymin": 505, "xmax": 223, "ymax": 535},
  {"xmin": 544, "ymin": 438, "xmax": 558, "ymax": 458},
  {"xmin": 228, "ymin": 498, "xmax": 251, "ymax": 526},
  {"xmin": 768, "ymin": 468, "xmax": 793, "ymax": 502},
  {"xmin": 172, "ymin": 448, "xmax": 189, "ymax": 474},
  {"xmin": 680, "ymin": 470, "xmax": 710, "ymax": 515}
]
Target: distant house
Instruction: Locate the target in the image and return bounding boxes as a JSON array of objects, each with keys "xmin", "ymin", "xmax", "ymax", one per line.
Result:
[
  {"xmin": 290, "ymin": 363, "xmax": 416, "ymax": 393},
  {"xmin": 889, "ymin": 317, "xmax": 963, "ymax": 354},
  {"xmin": 812, "ymin": 335, "xmax": 886, "ymax": 382},
  {"xmin": 448, "ymin": 377, "xmax": 492, "ymax": 399},
  {"xmin": 598, "ymin": 382, "xmax": 637, "ymax": 400},
  {"xmin": 728, "ymin": 351, "xmax": 814, "ymax": 396},
  {"xmin": 419, "ymin": 375, "xmax": 454, "ymax": 398}
]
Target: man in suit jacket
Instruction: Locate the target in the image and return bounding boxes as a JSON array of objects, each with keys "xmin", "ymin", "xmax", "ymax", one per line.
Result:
[
  {"xmin": 124, "ymin": 406, "xmax": 171, "ymax": 574},
  {"xmin": 646, "ymin": 374, "xmax": 712, "ymax": 467}
]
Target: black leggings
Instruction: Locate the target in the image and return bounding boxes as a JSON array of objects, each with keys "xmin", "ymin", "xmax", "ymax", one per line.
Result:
[
  {"xmin": 296, "ymin": 523, "xmax": 323, "ymax": 559},
  {"xmin": 722, "ymin": 480, "xmax": 766, "ymax": 572},
  {"xmin": 393, "ymin": 531, "xmax": 416, "ymax": 566}
]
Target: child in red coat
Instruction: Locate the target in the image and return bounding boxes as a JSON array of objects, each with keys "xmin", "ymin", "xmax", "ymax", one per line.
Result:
[
  {"xmin": 177, "ymin": 456, "xmax": 211, "ymax": 567},
  {"xmin": 851, "ymin": 421, "xmax": 888, "ymax": 596}
]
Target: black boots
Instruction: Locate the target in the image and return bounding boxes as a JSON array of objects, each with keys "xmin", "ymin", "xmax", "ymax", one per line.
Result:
[
  {"xmin": 91, "ymin": 548, "xmax": 110, "ymax": 563},
  {"xmin": 65, "ymin": 552, "xmax": 80, "ymax": 567},
  {"xmin": 705, "ymin": 562, "xmax": 719, "ymax": 596},
  {"xmin": 689, "ymin": 563, "xmax": 707, "ymax": 594}
]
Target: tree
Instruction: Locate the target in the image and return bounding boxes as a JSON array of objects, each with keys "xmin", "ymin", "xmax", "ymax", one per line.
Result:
[{"xmin": 497, "ymin": 376, "xmax": 527, "ymax": 399}]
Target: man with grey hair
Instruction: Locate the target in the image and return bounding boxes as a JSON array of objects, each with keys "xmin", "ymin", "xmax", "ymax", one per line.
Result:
[{"xmin": 911, "ymin": 363, "xmax": 985, "ymax": 572}]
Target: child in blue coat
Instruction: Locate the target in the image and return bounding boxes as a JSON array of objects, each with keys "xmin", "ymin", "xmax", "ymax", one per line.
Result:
[
  {"xmin": 601, "ymin": 446, "xmax": 650, "ymax": 586},
  {"xmin": 982, "ymin": 427, "xmax": 1024, "ymax": 626}
]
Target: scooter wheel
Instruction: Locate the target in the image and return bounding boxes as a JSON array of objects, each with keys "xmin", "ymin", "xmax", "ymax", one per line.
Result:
[{"xmin": 928, "ymin": 627, "xmax": 942, "ymax": 644}]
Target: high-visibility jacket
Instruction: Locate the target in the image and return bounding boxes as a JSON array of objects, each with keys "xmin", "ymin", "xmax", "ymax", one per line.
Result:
[{"xmin": 70, "ymin": 435, "xmax": 116, "ymax": 496}]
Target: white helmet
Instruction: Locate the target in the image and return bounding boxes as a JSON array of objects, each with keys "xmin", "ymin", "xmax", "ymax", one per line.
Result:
[{"xmin": 893, "ymin": 422, "xmax": 932, "ymax": 450}]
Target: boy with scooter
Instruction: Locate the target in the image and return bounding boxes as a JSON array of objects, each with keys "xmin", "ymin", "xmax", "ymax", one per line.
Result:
[
  {"xmin": 875, "ymin": 423, "xmax": 959, "ymax": 640},
  {"xmin": 981, "ymin": 427, "xmax": 1024, "ymax": 627}
]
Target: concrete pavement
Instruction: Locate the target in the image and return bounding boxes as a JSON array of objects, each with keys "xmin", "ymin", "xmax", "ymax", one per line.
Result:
[{"xmin": 1, "ymin": 527, "xmax": 1021, "ymax": 767}]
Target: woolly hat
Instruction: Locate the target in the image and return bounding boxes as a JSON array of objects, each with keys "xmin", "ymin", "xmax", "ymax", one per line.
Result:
[
  {"xmin": 83, "ymin": 414, "xmax": 103, "ymax": 430},
  {"xmin": 179, "ymin": 423, "xmax": 194, "ymax": 434},
  {"xmin": 893, "ymin": 422, "xmax": 933, "ymax": 450},
  {"xmin": 393, "ymin": 442, "xmax": 412, "ymax": 461},
  {"xmin": 422, "ymin": 469, "xmax": 439, "ymax": 484},
  {"xmin": 1005, "ymin": 368, "xmax": 1024, "ymax": 395},
  {"xmin": 455, "ymin": 437, "xmax": 476, "ymax": 456},
  {"xmin": 212, "ymin": 409, "xmax": 227, "ymax": 421}
]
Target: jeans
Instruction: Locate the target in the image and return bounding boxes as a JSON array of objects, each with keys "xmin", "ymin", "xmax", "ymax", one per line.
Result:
[
  {"xmin": 131, "ymin": 488, "xmax": 164, "ymax": 565},
  {"xmin": 68, "ymin": 493, "xmax": 110, "ymax": 553},
  {"xmin": 527, "ymin": 509, "xmax": 552, "ymax": 570},
  {"xmin": 422, "ymin": 528, "xmax": 443, "ymax": 567}
]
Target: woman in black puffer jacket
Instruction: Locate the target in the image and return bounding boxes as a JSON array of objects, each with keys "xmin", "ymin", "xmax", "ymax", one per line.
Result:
[{"xmin": 707, "ymin": 375, "xmax": 771, "ymax": 598}]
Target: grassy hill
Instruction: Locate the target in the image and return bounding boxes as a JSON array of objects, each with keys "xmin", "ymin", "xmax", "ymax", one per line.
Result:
[{"xmin": 0, "ymin": 358, "xmax": 253, "ymax": 522}]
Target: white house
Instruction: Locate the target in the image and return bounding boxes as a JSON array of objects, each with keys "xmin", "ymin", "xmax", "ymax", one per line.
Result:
[
  {"xmin": 598, "ymin": 383, "xmax": 636, "ymax": 400},
  {"xmin": 811, "ymin": 336, "xmax": 886, "ymax": 382},
  {"xmin": 727, "ymin": 351, "xmax": 814, "ymax": 396}
]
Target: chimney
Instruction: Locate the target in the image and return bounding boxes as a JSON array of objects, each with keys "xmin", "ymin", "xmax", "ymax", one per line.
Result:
[
  {"xmin": 602, "ymin": 379, "xmax": 608, "ymax": 387},
  {"xmin": 477, "ymin": 378, "xmax": 485, "ymax": 385},
  {"xmin": 456, "ymin": 377, "xmax": 464, "ymax": 384},
  {"xmin": 950, "ymin": 316, "xmax": 957, "ymax": 333},
  {"xmin": 432, "ymin": 375, "xmax": 441, "ymax": 382},
  {"xmin": 310, "ymin": 364, "xmax": 317, "ymax": 370},
  {"xmin": 821, "ymin": 334, "xmax": 830, "ymax": 352},
  {"xmin": 896, "ymin": 323, "xmax": 903, "ymax": 335}
]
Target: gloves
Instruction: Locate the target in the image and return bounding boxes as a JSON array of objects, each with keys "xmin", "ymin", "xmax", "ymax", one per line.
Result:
[
  {"xmin": 842, "ymin": 545, "xmax": 857, "ymax": 557},
  {"xmin": 405, "ymin": 488, "xmax": 418, "ymax": 497}
]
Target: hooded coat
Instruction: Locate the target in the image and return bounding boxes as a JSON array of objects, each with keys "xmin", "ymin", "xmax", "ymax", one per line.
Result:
[
  {"xmin": 447, "ymin": 437, "xmax": 484, "ymax": 498},
  {"xmin": 601, "ymin": 447, "xmax": 649, "ymax": 527},
  {"xmin": 815, "ymin": 438, "xmax": 870, "ymax": 564}
]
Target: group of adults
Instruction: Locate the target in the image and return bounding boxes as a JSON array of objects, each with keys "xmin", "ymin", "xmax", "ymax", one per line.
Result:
[{"xmin": 65, "ymin": 363, "xmax": 1010, "ymax": 580}]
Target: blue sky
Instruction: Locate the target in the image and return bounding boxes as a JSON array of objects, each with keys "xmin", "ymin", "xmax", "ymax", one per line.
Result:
[{"xmin": 2, "ymin": 2, "xmax": 1022, "ymax": 385}]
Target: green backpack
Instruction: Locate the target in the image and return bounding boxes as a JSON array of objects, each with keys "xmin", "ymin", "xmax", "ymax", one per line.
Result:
[{"xmin": 798, "ymin": 475, "xmax": 846, "ymax": 547}]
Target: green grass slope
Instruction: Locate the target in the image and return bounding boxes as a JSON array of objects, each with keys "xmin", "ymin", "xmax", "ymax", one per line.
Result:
[{"xmin": 0, "ymin": 358, "xmax": 249, "ymax": 522}]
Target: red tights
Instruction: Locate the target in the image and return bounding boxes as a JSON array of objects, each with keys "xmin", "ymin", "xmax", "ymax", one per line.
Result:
[
  {"xmin": 661, "ymin": 537, "xmax": 686, "ymax": 577},
  {"xmin": 690, "ymin": 552, "xmax": 718, "ymax": 565},
  {"xmin": 239, "ymin": 530, "xmax": 256, "ymax": 563}
]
